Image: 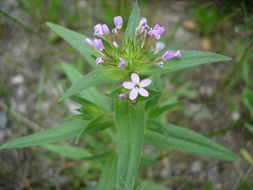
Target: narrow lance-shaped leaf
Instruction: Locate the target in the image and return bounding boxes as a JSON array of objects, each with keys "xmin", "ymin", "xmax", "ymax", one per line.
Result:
[
  {"xmin": 141, "ymin": 50, "xmax": 231, "ymax": 75},
  {"xmin": 60, "ymin": 68, "xmax": 123, "ymax": 101},
  {"xmin": 124, "ymin": 1, "xmax": 140, "ymax": 40},
  {"xmin": 61, "ymin": 63, "xmax": 110, "ymax": 111},
  {"xmin": 115, "ymin": 100, "xmax": 146, "ymax": 190},
  {"xmin": 148, "ymin": 102, "xmax": 182, "ymax": 119},
  {"xmin": 42, "ymin": 144, "xmax": 92, "ymax": 160},
  {"xmin": 0, "ymin": 119, "xmax": 112, "ymax": 150},
  {"xmin": 245, "ymin": 123, "xmax": 253, "ymax": 134},
  {"xmin": 145, "ymin": 122, "xmax": 239, "ymax": 161},
  {"xmin": 96, "ymin": 153, "xmax": 117, "ymax": 190},
  {"xmin": 47, "ymin": 22, "xmax": 99, "ymax": 67},
  {"xmin": 0, "ymin": 120, "xmax": 88, "ymax": 149},
  {"xmin": 135, "ymin": 181, "xmax": 170, "ymax": 190}
]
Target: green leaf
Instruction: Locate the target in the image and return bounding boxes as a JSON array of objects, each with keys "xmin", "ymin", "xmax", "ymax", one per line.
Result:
[
  {"xmin": 245, "ymin": 123, "xmax": 253, "ymax": 134},
  {"xmin": 60, "ymin": 68, "xmax": 122, "ymax": 101},
  {"xmin": 61, "ymin": 63, "xmax": 110, "ymax": 111},
  {"xmin": 82, "ymin": 150, "xmax": 113, "ymax": 161},
  {"xmin": 141, "ymin": 50, "xmax": 231, "ymax": 75},
  {"xmin": 76, "ymin": 120, "xmax": 114, "ymax": 142},
  {"xmin": 115, "ymin": 100, "xmax": 146, "ymax": 190},
  {"xmin": 46, "ymin": 22, "xmax": 99, "ymax": 67},
  {"xmin": 242, "ymin": 88, "xmax": 253, "ymax": 117},
  {"xmin": 124, "ymin": 2, "xmax": 140, "ymax": 40},
  {"xmin": 145, "ymin": 122, "xmax": 239, "ymax": 161},
  {"xmin": 148, "ymin": 102, "xmax": 182, "ymax": 119},
  {"xmin": 0, "ymin": 120, "xmax": 88, "ymax": 149},
  {"xmin": 135, "ymin": 181, "xmax": 170, "ymax": 190},
  {"xmin": 96, "ymin": 153, "xmax": 117, "ymax": 190},
  {"xmin": 42, "ymin": 144, "xmax": 91, "ymax": 159}
]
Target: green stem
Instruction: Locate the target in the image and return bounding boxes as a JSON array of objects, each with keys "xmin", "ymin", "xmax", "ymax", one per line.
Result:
[{"xmin": 115, "ymin": 100, "xmax": 146, "ymax": 190}]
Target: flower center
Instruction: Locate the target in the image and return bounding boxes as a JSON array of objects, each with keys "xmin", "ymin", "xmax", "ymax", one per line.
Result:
[{"xmin": 134, "ymin": 84, "xmax": 140, "ymax": 89}]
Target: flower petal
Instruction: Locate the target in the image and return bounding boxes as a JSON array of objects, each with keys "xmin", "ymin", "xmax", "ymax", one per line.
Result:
[
  {"xmin": 139, "ymin": 88, "xmax": 149, "ymax": 97},
  {"xmin": 131, "ymin": 73, "xmax": 140, "ymax": 84},
  {"xmin": 129, "ymin": 89, "xmax": 138, "ymax": 100},
  {"xmin": 122, "ymin": 82, "xmax": 134, "ymax": 89},
  {"xmin": 139, "ymin": 79, "xmax": 152, "ymax": 87},
  {"xmin": 96, "ymin": 57, "xmax": 104, "ymax": 65},
  {"xmin": 114, "ymin": 16, "xmax": 123, "ymax": 29}
]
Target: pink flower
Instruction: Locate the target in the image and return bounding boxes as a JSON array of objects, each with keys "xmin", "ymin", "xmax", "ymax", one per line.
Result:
[
  {"xmin": 140, "ymin": 17, "xmax": 147, "ymax": 26},
  {"xmin": 112, "ymin": 41, "xmax": 118, "ymax": 48},
  {"xmin": 148, "ymin": 24, "xmax": 165, "ymax": 40},
  {"xmin": 162, "ymin": 50, "xmax": 182, "ymax": 60},
  {"xmin": 86, "ymin": 38, "xmax": 104, "ymax": 51},
  {"xmin": 93, "ymin": 38, "xmax": 104, "ymax": 51},
  {"xmin": 101, "ymin": 24, "xmax": 109, "ymax": 34},
  {"xmin": 122, "ymin": 73, "xmax": 152, "ymax": 100},
  {"xmin": 114, "ymin": 16, "xmax": 123, "ymax": 29},
  {"xmin": 118, "ymin": 93, "xmax": 126, "ymax": 99},
  {"xmin": 96, "ymin": 57, "xmax": 104, "ymax": 65},
  {"xmin": 94, "ymin": 24, "xmax": 103, "ymax": 35},
  {"xmin": 85, "ymin": 38, "xmax": 94, "ymax": 46},
  {"xmin": 94, "ymin": 24, "xmax": 109, "ymax": 36},
  {"xmin": 174, "ymin": 50, "xmax": 182, "ymax": 58},
  {"xmin": 118, "ymin": 58, "xmax": 126, "ymax": 68}
]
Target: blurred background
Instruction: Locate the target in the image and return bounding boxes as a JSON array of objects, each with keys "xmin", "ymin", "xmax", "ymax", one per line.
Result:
[{"xmin": 0, "ymin": 0, "xmax": 253, "ymax": 189}]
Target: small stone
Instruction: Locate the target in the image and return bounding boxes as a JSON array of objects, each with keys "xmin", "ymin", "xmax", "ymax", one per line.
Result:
[
  {"xmin": 231, "ymin": 111, "xmax": 240, "ymax": 121},
  {"xmin": 190, "ymin": 160, "xmax": 203, "ymax": 173},
  {"xmin": 215, "ymin": 183, "xmax": 222, "ymax": 189},
  {"xmin": 0, "ymin": 112, "xmax": 8, "ymax": 128},
  {"xmin": 16, "ymin": 86, "xmax": 25, "ymax": 98},
  {"xmin": 11, "ymin": 75, "xmax": 24, "ymax": 85},
  {"xmin": 178, "ymin": 162, "xmax": 187, "ymax": 170}
]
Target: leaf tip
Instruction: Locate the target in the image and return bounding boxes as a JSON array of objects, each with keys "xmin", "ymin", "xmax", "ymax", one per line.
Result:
[
  {"xmin": 46, "ymin": 22, "xmax": 52, "ymax": 27},
  {"xmin": 58, "ymin": 96, "xmax": 65, "ymax": 102}
]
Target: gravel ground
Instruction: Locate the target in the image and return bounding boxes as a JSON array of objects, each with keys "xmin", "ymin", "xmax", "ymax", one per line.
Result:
[{"xmin": 0, "ymin": 1, "xmax": 252, "ymax": 190}]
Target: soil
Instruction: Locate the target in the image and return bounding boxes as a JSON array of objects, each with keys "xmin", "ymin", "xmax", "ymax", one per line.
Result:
[{"xmin": 0, "ymin": 1, "xmax": 252, "ymax": 190}]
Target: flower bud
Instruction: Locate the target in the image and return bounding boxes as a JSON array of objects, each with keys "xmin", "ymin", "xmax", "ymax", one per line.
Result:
[
  {"xmin": 118, "ymin": 93, "xmax": 126, "ymax": 99},
  {"xmin": 162, "ymin": 50, "xmax": 182, "ymax": 60},
  {"xmin": 94, "ymin": 24, "xmax": 103, "ymax": 35},
  {"xmin": 112, "ymin": 41, "xmax": 118, "ymax": 48},
  {"xmin": 102, "ymin": 24, "xmax": 109, "ymax": 34},
  {"xmin": 162, "ymin": 50, "xmax": 175, "ymax": 60},
  {"xmin": 93, "ymin": 38, "xmax": 104, "ymax": 51},
  {"xmin": 114, "ymin": 16, "xmax": 123, "ymax": 29},
  {"xmin": 174, "ymin": 50, "xmax": 182, "ymax": 58},
  {"xmin": 96, "ymin": 57, "xmax": 104, "ymax": 65},
  {"xmin": 118, "ymin": 58, "xmax": 127, "ymax": 68},
  {"xmin": 140, "ymin": 17, "xmax": 147, "ymax": 26},
  {"xmin": 85, "ymin": 38, "xmax": 93, "ymax": 46},
  {"xmin": 148, "ymin": 24, "xmax": 165, "ymax": 40}
]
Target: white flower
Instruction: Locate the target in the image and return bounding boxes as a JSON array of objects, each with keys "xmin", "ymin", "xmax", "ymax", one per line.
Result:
[{"xmin": 122, "ymin": 73, "xmax": 152, "ymax": 100}]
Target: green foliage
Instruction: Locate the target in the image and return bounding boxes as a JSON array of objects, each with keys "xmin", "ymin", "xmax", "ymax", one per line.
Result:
[
  {"xmin": 242, "ymin": 88, "xmax": 253, "ymax": 118},
  {"xmin": 115, "ymin": 100, "xmax": 146, "ymax": 190},
  {"xmin": 142, "ymin": 50, "xmax": 231, "ymax": 75},
  {"xmin": 191, "ymin": 3, "xmax": 233, "ymax": 36},
  {"xmin": 96, "ymin": 154, "xmax": 117, "ymax": 190},
  {"xmin": 0, "ymin": 120, "xmax": 88, "ymax": 149},
  {"xmin": 145, "ymin": 122, "xmax": 239, "ymax": 161},
  {"xmin": 17, "ymin": 0, "xmax": 88, "ymax": 29},
  {"xmin": 245, "ymin": 123, "xmax": 253, "ymax": 134},
  {"xmin": 60, "ymin": 68, "xmax": 123, "ymax": 100},
  {"xmin": 47, "ymin": 22, "xmax": 99, "ymax": 67},
  {"xmin": 124, "ymin": 1, "xmax": 140, "ymax": 40},
  {"xmin": 148, "ymin": 102, "xmax": 182, "ymax": 119},
  {"xmin": 43, "ymin": 144, "xmax": 91, "ymax": 160},
  {"xmin": 135, "ymin": 181, "xmax": 170, "ymax": 190},
  {"xmin": 61, "ymin": 63, "xmax": 110, "ymax": 111}
]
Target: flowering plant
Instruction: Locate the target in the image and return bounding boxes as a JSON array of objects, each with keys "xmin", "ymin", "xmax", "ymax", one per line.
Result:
[{"xmin": 0, "ymin": 2, "xmax": 239, "ymax": 190}]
